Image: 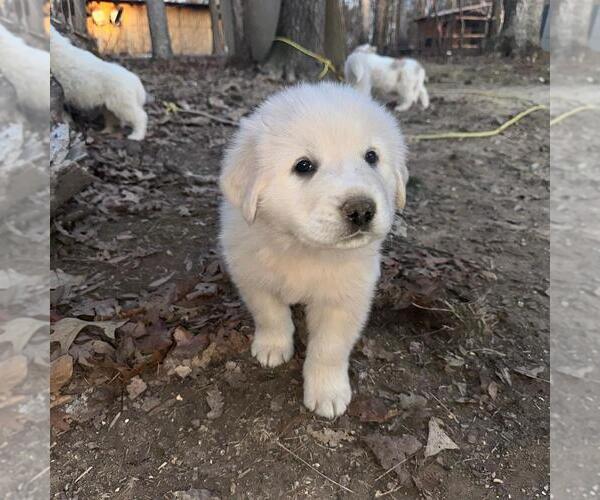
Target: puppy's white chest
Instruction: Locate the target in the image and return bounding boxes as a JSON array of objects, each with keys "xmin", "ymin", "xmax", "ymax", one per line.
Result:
[{"xmin": 252, "ymin": 243, "xmax": 380, "ymax": 305}]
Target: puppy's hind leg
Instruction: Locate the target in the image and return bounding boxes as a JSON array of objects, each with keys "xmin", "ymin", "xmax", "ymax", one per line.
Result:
[
  {"xmin": 127, "ymin": 107, "xmax": 147, "ymax": 141},
  {"xmin": 418, "ymin": 85, "xmax": 430, "ymax": 109},
  {"xmin": 394, "ymin": 99, "xmax": 413, "ymax": 112},
  {"xmin": 394, "ymin": 81, "xmax": 414, "ymax": 112},
  {"xmin": 101, "ymin": 108, "xmax": 120, "ymax": 134},
  {"xmin": 242, "ymin": 287, "xmax": 295, "ymax": 368},
  {"xmin": 303, "ymin": 299, "xmax": 370, "ymax": 418}
]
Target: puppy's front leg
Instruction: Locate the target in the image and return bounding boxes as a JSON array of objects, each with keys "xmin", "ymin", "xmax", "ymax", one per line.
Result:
[
  {"xmin": 303, "ymin": 300, "xmax": 371, "ymax": 418},
  {"xmin": 241, "ymin": 287, "xmax": 295, "ymax": 368}
]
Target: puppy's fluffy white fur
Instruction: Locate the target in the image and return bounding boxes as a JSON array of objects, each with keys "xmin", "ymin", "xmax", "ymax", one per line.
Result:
[
  {"xmin": 220, "ymin": 83, "xmax": 408, "ymax": 418},
  {"xmin": 345, "ymin": 44, "xmax": 429, "ymax": 112},
  {"xmin": 50, "ymin": 26, "xmax": 147, "ymax": 140},
  {"xmin": 0, "ymin": 23, "xmax": 49, "ymax": 113}
]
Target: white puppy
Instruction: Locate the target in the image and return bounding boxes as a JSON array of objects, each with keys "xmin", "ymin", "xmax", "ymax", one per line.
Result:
[
  {"xmin": 0, "ymin": 23, "xmax": 49, "ymax": 114},
  {"xmin": 49, "ymin": 26, "xmax": 147, "ymax": 140},
  {"xmin": 345, "ymin": 45, "xmax": 429, "ymax": 112},
  {"xmin": 220, "ymin": 83, "xmax": 408, "ymax": 418}
]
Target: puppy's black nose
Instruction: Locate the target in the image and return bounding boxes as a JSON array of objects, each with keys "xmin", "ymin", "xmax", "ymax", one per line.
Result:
[{"xmin": 341, "ymin": 197, "xmax": 376, "ymax": 230}]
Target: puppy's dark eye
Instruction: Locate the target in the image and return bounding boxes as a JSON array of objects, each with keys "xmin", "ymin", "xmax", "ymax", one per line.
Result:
[
  {"xmin": 293, "ymin": 158, "xmax": 316, "ymax": 176},
  {"xmin": 365, "ymin": 150, "xmax": 379, "ymax": 166}
]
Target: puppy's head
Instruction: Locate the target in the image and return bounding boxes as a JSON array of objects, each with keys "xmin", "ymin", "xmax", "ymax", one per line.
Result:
[{"xmin": 220, "ymin": 83, "xmax": 408, "ymax": 250}]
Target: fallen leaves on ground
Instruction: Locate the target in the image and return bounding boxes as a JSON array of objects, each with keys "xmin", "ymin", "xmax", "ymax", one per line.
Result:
[
  {"xmin": 0, "ymin": 355, "xmax": 28, "ymax": 395},
  {"xmin": 0, "ymin": 317, "xmax": 47, "ymax": 352},
  {"xmin": 364, "ymin": 432, "xmax": 422, "ymax": 481},
  {"xmin": 514, "ymin": 365, "xmax": 546, "ymax": 379},
  {"xmin": 50, "ymin": 355, "xmax": 74, "ymax": 393},
  {"xmin": 358, "ymin": 337, "xmax": 395, "ymax": 361},
  {"xmin": 206, "ymin": 387, "xmax": 224, "ymax": 419},
  {"xmin": 348, "ymin": 395, "xmax": 398, "ymax": 423},
  {"xmin": 169, "ymin": 489, "xmax": 220, "ymax": 500},
  {"xmin": 126, "ymin": 376, "xmax": 147, "ymax": 400},
  {"xmin": 50, "ymin": 317, "xmax": 128, "ymax": 354},
  {"xmin": 424, "ymin": 417, "xmax": 459, "ymax": 457},
  {"xmin": 308, "ymin": 427, "xmax": 355, "ymax": 448}
]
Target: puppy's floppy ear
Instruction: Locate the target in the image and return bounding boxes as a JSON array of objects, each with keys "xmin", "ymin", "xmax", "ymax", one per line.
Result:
[
  {"xmin": 394, "ymin": 154, "xmax": 409, "ymax": 211},
  {"xmin": 219, "ymin": 117, "xmax": 264, "ymax": 224}
]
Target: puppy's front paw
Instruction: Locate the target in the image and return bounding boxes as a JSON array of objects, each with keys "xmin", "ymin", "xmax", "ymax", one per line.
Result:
[
  {"xmin": 127, "ymin": 132, "xmax": 145, "ymax": 141},
  {"xmin": 303, "ymin": 367, "xmax": 351, "ymax": 419},
  {"xmin": 251, "ymin": 332, "xmax": 294, "ymax": 368}
]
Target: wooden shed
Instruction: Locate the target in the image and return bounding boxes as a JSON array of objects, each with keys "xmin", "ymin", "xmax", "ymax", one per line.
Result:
[
  {"xmin": 414, "ymin": 1, "xmax": 495, "ymax": 54},
  {"xmin": 86, "ymin": 0, "xmax": 212, "ymax": 56}
]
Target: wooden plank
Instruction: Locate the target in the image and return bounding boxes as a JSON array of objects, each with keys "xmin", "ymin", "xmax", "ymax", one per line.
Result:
[
  {"xmin": 450, "ymin": 33, "xmax": 486, "ymax": 38},
  {"xmin": 458, "ymin": 15, "xmax": 491, "ymax": 20}
]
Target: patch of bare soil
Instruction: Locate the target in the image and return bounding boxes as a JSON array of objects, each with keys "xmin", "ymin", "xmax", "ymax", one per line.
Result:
[
  {"xmin": 550, "ymin": 94, "xmax": 600, "ymax": 498},
  {"xmin": 48, "ymin": 58, "xmax": 549, "ymax": 499}
]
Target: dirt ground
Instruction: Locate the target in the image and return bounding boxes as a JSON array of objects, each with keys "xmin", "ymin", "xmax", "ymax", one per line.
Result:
[
  {"xmin": 48, "ymin": 56, "xmax": 551, "ymax": 499},
  {"xmin": 549, "ymin": 75, "xmax": 600, "ymax": 498}
]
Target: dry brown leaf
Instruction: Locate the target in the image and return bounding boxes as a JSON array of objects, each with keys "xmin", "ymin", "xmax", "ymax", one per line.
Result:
[
  {"xmin": 359, "ymin": 338, "xmax": 395, "ymax": 362},
  {"xmin": 126, "ymin": 376, "xmax": 147, "ymax": 400},
  {"xmin": 173, "ymin": 325, "xmax": 193, "ymax": 346},
  {"xmin": 348, "ymin": 395, "xmax": 397, "ymax": 423},
  {"xmin": 308, "ymin": 427, "xmax": 355, "ymax": 447},
  {"xmin": 50, "ymin": 394, "xmax": 74, "ymax": 409},
  {"xmin": 514, "ymin": 365, "xmax": 546, "ymax": 379},
  {"xmin": 174, "ymin": 365, "xmax": 192, "ymax": 379},
  {"xmin": 0, "ymin": 317, "xmax": 47, "ymax": 352},
  {"xmin": 194, "ymin": 342, "xmax": 218, "ymax": 369},
  {"xmin": 424, "ymin": 417, "xmax": 459, "ymax": 457},
  {"xmin": 487, "ymin": 381, "xmax": 499, "ymax": 400},
  {"xmin": 206, "ymin": 387, "xmax": 224, "ymax": 419},
  {"xmin": 50, "ymin": 317, "xmax": 127, "ymax": 354},
  {"xmin": 50, "ymin": 355, "xmax": 73, "ymax": 393},
  {"xmin": 364, "ymin": 432, "xmax": 422, "ymax": 481},
  {"xmin": 0, "ymin": 355, "xmax": 28, "ymax": 394}
]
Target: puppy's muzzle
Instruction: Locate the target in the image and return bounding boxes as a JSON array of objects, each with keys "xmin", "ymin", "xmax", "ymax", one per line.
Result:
[{"xmin": 340, "ymin": 196, "xmax": 376, "ymax": 231}]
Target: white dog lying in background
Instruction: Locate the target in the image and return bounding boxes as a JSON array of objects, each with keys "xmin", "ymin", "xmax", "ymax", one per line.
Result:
[
  {"xmin": 0, "ymin": 23, "xmax": 49, "ymax": 114},
  {"xmin": 50, "ymin": 26, "xmax": 147, "ymax": 140},
  {"xmin": 220, "ymin": 83, "xmax": 408, "ymax": 418},
  {"xmin": 345, "ymin": 44, "xmax": 429, "ymax": 112}
]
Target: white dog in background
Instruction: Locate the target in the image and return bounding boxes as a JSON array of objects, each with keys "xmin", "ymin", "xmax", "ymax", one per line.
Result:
[
  {"xmin": 345, "ymin": 43, "xmax": 429, "ymax": 112},
  {"xmin": 220, "ymin": 83, "xmax": 408, "ymax": 418},
  {"xmin": 0, "ymin": 23, "xmax": 49, "ymax": 114},
  {"xmin": 50, "ymin": 26, "xmax": 148, "ymax": 140}
]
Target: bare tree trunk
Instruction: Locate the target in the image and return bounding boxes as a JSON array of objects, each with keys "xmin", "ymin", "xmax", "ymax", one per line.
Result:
[
  {"xmin": 458, "ymin": 0, "xmax": 465, "ymax": 52},
  {"xmin": 209, "ymin": 0, "xmax": 225, "ymax": 55},
  {"xmin": 146, "ymin": 0, "xmax": 172, "ymax": 59},
  {"xmin": 373, "ymin": 0, "xmax": 388, "ymax": 51},
  {"xmin": 497, "ymin": 0, "xmax": 544, "ymax": 56},
  {"xmin": 360, "ymin": 0, "xmax": 372, "ymax": 43},
  {"xmin": 551, "ymin": 0, "xmax": 595, "ymax": 56},
  {"xmin": 501, "ymin": 0, "xmax": 518, "ymax": 36},
  {"xmin": 220, "ymin": 0, "xmax": 236, "ymax": 57},
  {"xmin": 268, "ymin": 0, "xmax": 326, "ymax": 81},
  {"xmin": 396, "ymin": 0, "xmax": 410, "ymax": 51},
  {"xmin": 489, "ymin": 0, "xmax": 503, "ymax": 37},
  {"xmin": 230, "ymin": 0, "xmax": 251, "ymax": 62},
  {"xmin": 324, "ymin": 0, "xmax": 346, "ymax": 73}
]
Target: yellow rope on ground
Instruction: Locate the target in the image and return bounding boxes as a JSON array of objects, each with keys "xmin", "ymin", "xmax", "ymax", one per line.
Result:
[
  {"xmin": 274, "ymin": 37, "xmax": 344, "ymax": 81},
  {"xmin": 411, "ymin": 104, "xmax": 548, "ymax": 142},
  {"xmin": 550, "ymin": 105, "xmax": 598, "ymax": 126}
]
